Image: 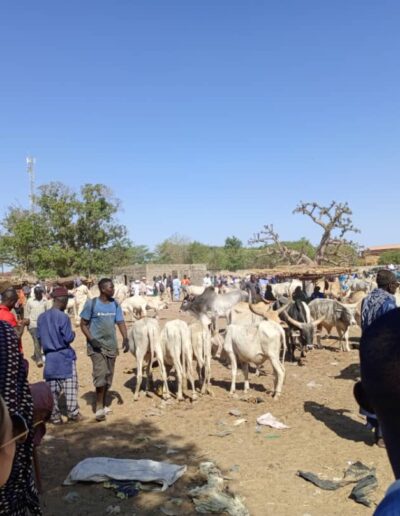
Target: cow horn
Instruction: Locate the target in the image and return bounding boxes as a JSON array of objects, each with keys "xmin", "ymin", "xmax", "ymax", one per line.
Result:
[
  {"xmin": 313, "ymin": 316, "xmax": 325, "ymax": 327},
  {"xmin": 283, "ymin": 311, "xmax": 303, "ymax": 329},
  {"xmin": 249, "ymin": 303, "xmax": 268, "ymax": 318},
  {"xmin": 275, "ymin": 303, "xmax": 290, "ymax": 315}
]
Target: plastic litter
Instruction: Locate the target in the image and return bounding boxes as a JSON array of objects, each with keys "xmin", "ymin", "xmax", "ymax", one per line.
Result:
[
  {"xmin": 189, "ymin": 462, "xmax": 249, "ymax": 515},
  {"xmin": 297, "ymin": 462, "xmax": 378, "ymax": 507},
  {"xmin": 306, "ymin": 381, "xmax": 321, "ymax": 388},
  {"xmin": 256, "ymin": 413, "xmax": 289, "ymax": 429},
  {"xmin": 349, "ymin": 475, "xmax": 378, "ymax": 507},
  {"xmin": 62, "ymin": 491, "xmax": 80, "ymax": 503},
  {"xmin": 229, "ymin": 409, "xmax": 242, "ymax": 417},
  {"xmin": 233, "ymin": 419, "xmax": 247, "ymax": 427},
  {"xmin": 63, "ymin": 457, "xmax": 186, "ymax": 491},
  {"xmin": 105, "ymin": 505, "xmax": 121, "ymax": 514}
]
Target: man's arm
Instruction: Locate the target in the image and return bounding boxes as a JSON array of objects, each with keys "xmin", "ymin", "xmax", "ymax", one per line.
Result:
[
  {"xmin": 117, "ymin": 321, "xmax": 129, "ymax": 353},
  {"xmin": 60, "ymin": 315, "xmax": 75, "ymax": 344},
  {"xmin": 80, "ymin": 318, "xmax": 93, "ymax": 342}
]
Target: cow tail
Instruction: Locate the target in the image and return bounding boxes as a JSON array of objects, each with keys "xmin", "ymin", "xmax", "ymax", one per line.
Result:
[{"xmin": 280, "ymin": 327, "xmax": 287, "ymax": 366}]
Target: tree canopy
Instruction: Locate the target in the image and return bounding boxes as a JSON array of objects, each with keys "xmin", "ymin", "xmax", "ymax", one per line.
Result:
[{"xmin": 0, "ymin": 182, "xmax": 145, "ymax": 277}]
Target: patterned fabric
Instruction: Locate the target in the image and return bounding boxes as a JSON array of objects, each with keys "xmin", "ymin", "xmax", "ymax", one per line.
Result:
[
  {"xmin": 47, "ymin": 361, "xmax": 79, "ymax": 421},
  {"xmin": 361, "ymin": 288, "xmax": 397, "ymax": 332},
  {"xmin": 0, "ymin": 321, "xmax": 41, "ymax": 515}
]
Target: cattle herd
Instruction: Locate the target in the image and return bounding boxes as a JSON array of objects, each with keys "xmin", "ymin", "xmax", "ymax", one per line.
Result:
[{"xmin": 56, "ymin": 271, "xmax": 398, "ymax": 403}]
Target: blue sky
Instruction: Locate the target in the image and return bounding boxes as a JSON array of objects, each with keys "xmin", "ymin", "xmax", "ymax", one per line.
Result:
[{"xmin": 1, "ymin": 1, "xmax": 399, "ymax": 250}]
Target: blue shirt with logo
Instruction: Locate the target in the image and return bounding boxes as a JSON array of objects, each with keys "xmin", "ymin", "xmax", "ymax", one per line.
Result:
[{"xmin": 80, "ymin": 298, "xmax": 124, "ymax": 355}]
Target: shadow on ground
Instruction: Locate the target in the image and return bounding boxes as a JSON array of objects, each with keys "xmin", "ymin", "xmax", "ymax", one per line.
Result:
[
  {"xmin": 334, "ymin": 363, "xmax": 360, "ymax": 381},
  {"xmin": 304, "ymin": 401, "xmax": 374, "ymax": 444},
  {"xmin": 38, "ymin": 418, "xmax": 201, "ymax": 516}
]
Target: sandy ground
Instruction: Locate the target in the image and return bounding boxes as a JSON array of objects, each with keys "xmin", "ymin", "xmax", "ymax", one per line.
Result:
[{"xmin": 24, "ymin": 302, "xmax": 394, "ymax": 516}]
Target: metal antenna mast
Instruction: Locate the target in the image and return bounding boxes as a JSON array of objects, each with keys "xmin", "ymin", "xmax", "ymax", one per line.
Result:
[{"xmin": 26, "ymin": 156, "xmax": 36, "ymax": 211}]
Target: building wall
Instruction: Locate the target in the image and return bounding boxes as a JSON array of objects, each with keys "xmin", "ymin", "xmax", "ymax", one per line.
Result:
[{"xmin": 114, "ymin": 264, "xmax": 207, "ymax": 286}]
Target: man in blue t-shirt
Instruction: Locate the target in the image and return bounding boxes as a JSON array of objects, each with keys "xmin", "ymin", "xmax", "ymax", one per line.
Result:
[{"xmin": 80, "ymin": 278, "xmax": 129, "ymax": 422}]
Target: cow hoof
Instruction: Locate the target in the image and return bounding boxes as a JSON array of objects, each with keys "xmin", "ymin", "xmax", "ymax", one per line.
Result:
[
  {"xmin": 133, "ymin": 395, "xmax": 139, "ymax": 402},
  {"xmin": 192, "ymin": 394, "xmax": 198, "ymax": 402},
  {"xmin": 146, "ymin": 391, "xmax": 154, "ymax": 399}
]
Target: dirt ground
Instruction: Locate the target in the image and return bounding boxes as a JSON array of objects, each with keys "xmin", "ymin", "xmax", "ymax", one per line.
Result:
[{"xmin": 25, "ymin": 302, "xmax": 393, "ymax": 516}]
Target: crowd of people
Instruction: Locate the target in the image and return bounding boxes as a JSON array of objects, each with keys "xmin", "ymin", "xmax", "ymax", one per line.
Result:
[{"xmin": 0, "ymin": 268, "xmax": 399, "ymax": 513}]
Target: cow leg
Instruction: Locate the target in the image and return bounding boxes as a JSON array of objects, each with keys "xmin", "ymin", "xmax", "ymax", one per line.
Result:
[
  {"xmin": 228, "ymin": 351, "xmax": 238, "ymax": 395},
  {"xmin": 339, "ymin": 328, "xmax": 351, "ymax": 352},
  {"xmin": 134, "ymin": 354, "xmax": 143, "ymax": 401},
  {"xmin": 154, "ymin": 348, "xmax": 170, "ymax": 399},
  {"xmin": 242, "ymin": 362, "xmax": 250, "ymax": 392},
  {"xmin": 204, "ymin": 332, "xmax": 214, "ymax": 396},
  {"xmin": 174, "ymin": 358, "xmax": 184, "ymax": 401},
  {"xmin": 270, "ymin": 356, "xmax": 285, "ymax": 399}
]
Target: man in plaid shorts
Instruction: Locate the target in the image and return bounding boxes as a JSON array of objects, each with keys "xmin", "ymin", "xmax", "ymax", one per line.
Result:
[{"xmin": 37, "ymin": 287, "xmax": 83, "ymax": 424}]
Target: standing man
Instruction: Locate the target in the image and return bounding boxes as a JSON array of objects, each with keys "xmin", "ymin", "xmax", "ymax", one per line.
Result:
[
  {"xmin": 37, "ymin": 287, "xmax": 83, "ymax": 424},
  {"xmin": 203, "ymin": 273, "xmax": 212, "ymax": 288},
  {"xmin": 0, "ymin": 288, "xmax": 29, "ymax": 352},
  {"xmin": 25, "ymin": 287, "xmax": 47, "ymax": 367},
  {"xmin": 80, "ymin": 278, "xmax": 128, "ymax": 422},
  {"xmin": 172, "ymin": 274, "xmax": 181, "ymax": 301},
  {"xmin": 359, "ymin": 269, "xmax": 398, "ymax": 447}
]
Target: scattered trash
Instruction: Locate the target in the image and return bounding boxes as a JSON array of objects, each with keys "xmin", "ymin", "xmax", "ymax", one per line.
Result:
[
  {"xmin": 105, "ymin": 505, "xmax": 121, "ymax": 514},
  {"xmin": 63, "ymin": 457, "xmax": 186, "ymax": 491},
  {"xmin": 349, "ymin": 475, "xmax": 378, "ymax": 507},
  {"xmin": 166, "ymin": 449, "xmax": 179, "ymax": 455},
  {"xmin": 104, "ymin": 480, "xmax": 141, "ymax": 499},
  {"xmin": 189, "ymin": 462, "xmax": 249, "ymax": 515},
  {"xmin": 233, "ymin": 419, "xmax": 247, "ymax": 427},
  {"xmin": 297, "ymin": 471, "xmax": 342, "ymax": 491},
  {"xmin": 62, "ymin": 491, "xmax": 80, "ymax": 503},
  {"xmin": 160, "ymin": 498, "xmax": 185, "ymax": 516},
  {"xmin": 306, "ymin": 381, "xmax": 321, "ymax": 388},
  {"xmin": 229, "ymin": 465, "xmax": 240, "ymax": 473},
  {"xmin": 256, "ymin": 413, "xmax": 289, "ymax": 429},
  {"xmin": 145, "ymin": 408, "xmax": 163, "ymax": 417},
  {"xmin": 344, "ymin": 461, "xmax": 375, "ymax": 482},
  {"xmin": 209, "ymin": 430, "xmax": 232, "ymax": 438},
  {"xmin": 297, "ymin": 462, "xmax": 378, "ymax": 507},
  {"xmin": 229, "ymin": 409, "xmax": 242, "ymax": 417},
  {"xmin": 241, "ymin": 396, "xmax": 264, "ymax": 404}
]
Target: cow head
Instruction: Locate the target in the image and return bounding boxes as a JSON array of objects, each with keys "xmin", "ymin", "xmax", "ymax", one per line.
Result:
[
  {"xmin": 340, "ymin": 303, "xmax": 358, "ymax": 326},
  {"xmin": 283, "ymin": 312, "xmax": 325, "ymax": 348},
  {"xmin": 179, "ymin": 294, "xmax": 194, "ymax": 312}
]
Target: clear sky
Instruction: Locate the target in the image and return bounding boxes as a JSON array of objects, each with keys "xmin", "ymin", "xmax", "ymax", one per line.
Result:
[{"xmin": 1, "ymin": 1, "xmax": 399, "ymax": 250}]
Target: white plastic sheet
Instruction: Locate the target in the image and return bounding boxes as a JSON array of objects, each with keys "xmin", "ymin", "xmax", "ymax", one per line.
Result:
[
  {"xmin": 63, "ymin": 457, "xmax": 186, "ymax": 491},
  {"xmin": 256, "ymin": 412, "xmax": 289, "ymax": 429}
]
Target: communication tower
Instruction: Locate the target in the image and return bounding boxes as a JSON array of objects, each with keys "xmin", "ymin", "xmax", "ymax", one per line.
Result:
[{"xmin": 26, "ymin": 156, "xmax": 36, "ymax": 211}]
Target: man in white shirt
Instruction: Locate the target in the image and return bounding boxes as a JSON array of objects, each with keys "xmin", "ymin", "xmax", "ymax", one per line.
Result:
[
  {"xmin": 203, "ymin": 273, "xmax": 212, "ymax": 288},
  {"xmin": 25, "ymin": 286, "xmax": 48, "ymax": 367}
]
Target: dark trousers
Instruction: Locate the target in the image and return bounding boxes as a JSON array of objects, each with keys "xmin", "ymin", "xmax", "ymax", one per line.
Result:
[{"xmin": 28, "ymin": 328, "xmax": 42, "ymax": 363}]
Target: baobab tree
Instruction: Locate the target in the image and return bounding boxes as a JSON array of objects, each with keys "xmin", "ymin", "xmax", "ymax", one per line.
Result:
[{"xmin": 250, "ymin": 201, "xmax": 360, "ymax": 266}]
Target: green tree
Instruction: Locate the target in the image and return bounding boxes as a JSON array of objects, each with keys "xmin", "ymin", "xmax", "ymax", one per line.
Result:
[
  {"xmin": 379, "ymin": 251, "xmax": 400, "ymax": 265},
  {"xmin": 224, "ymin": 236, "xmax": 244, "ymax": 271},
  {"xmin": 0, "ymin": 182, "xmax": 134, "ymax": 277},
  {"xmin": 153, "ymin": 234, "xmax": 191, "ymax": 263}
]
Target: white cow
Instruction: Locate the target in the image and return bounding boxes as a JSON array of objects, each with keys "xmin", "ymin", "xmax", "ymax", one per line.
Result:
[
  {"xmin": 122, "ymin": 296, "xmax": 168, "ymax": 320},
  {"xmin": 128, "ymin": 318, "xmax": 169, "ymax": 401},
  {"xmin": 189, "ymin": 322, "xmax": 213, "ymax": 395},
  {"xmin": 73, "ymin": 284, "xmax": 92, "ymax": 326},
  {"xmin": 160, "ymin": 320, "xmax": 197, "ymax": 401},
  {"xmin": 114, "ymin": 282, "xmax": 130, "ymax": 304},
  {"xmin": 272, "ymin": 280, "xmax": 302, "ymax": 298},
  {"xmin": 223, "ymin": 320, "xmax": 286, "ymax": 399}
]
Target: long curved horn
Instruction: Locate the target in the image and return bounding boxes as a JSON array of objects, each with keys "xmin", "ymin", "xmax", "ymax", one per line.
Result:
[
  {"xmin": 249, "ymin": 303, "xmax": 268, "ymax": 318},
  {"xmin": 283, "ymin": 311, "xmax": 303, "ymax": 329},
  {"xmin": 313, "ymin": 316, "xmax": 325, "ymax": 327},
  {"xmin": 275, "ymin": 303, "xmax": 290, "ymax": 315}
]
